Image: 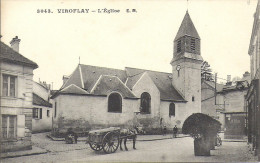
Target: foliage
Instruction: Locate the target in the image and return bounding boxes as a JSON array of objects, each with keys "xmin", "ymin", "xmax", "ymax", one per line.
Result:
[
  {"xmin": 201, "ymin": 61, "xmax": 214, "ymax": 81},
  {"xmin": 182, "ymin": 113, "xmax": 221, "ymax": 139}
]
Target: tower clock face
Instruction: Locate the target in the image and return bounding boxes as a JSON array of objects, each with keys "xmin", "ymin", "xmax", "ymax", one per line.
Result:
[{"xmin": 176, "ymin": 65, "xmax": 181, "ymax": 71}]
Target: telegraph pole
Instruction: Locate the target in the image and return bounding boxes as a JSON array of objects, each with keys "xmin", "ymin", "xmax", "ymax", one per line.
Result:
[{"xmin": 215, "ymin": 73, "xmax": 217, "ymax": 105}]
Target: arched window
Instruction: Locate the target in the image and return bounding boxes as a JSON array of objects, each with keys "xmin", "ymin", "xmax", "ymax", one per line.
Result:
[
  {"xmin": 169, "ymin": 103, "xmax": 175, "ymax": 117},
  {"xmin": 108, "ymin": 93, "xmax": 122, "ymax": 113},
  {"xmin": 140, "ymin": 92, "xmax": 151, "ymax": 114}
]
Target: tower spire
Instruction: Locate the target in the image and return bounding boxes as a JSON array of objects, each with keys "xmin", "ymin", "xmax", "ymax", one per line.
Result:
[{"xmin": 174, "ymin": 11, "xmax": 200, "ymax": 41}]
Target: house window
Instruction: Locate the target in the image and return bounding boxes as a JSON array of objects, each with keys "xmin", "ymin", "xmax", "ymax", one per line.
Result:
[
  {"xmin": 177, "ymin": 40, "xmax": 181, "ymax": 53},
  {"xmin": 140, "ymin": 92, "xmax": 151, "ymax": 114},
  {"xmin": 169, "ymin": 103, "xmax": 175, "ymax": 116},
  {"xmin": 2, "ymin": 115, "xmax": 17, "ymax": 139},
  {"xmin": 47, "ymin": 110, "xmax": 49, "ymax": 117},
  {"xmin": 2, "ymin": 74, "xmax": 16, "ymax": 97},
  {"xmin": 108, "ymin": 93, "xmax": 122, "ymax": 113},
  {"xmin": 33, "ymin": 108, "xmax": 42, "ymax": 119},
  {"xmin": 192, "ymin": 96, "xmax": 195, "ymax": 101},
  {"xmin": 191, "ymin": 38, "xmax": 196, "ymax": 51}
]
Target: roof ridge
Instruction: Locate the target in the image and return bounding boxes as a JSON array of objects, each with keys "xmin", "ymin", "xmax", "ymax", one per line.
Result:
[
  {"xmin": 125, "ymin": 67, "xmax": 172, "ymax": 75},
  {"xmin": 62, "ymin": 84, "xmax": 88, "ymax": 93},
  {"xmin": 80, "ymin": 64, "xmax": 125, "ymax": 72}
]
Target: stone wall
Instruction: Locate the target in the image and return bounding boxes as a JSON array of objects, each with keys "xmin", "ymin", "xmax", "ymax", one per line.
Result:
[
  {"xmin": 52, "ymin": 94, "xmax": 138, "ymax": 135},
  {"xmin": 1, "ymin": 62, "xmax": 34, "ymax": 152}
]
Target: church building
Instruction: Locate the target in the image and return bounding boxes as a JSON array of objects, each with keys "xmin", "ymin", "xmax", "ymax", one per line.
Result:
[{"xmin": 51, "ymin": 11, "xmax": 203, "ymax": 134}]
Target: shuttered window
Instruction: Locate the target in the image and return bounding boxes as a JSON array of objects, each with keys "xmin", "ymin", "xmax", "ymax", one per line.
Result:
[
  {"xmin": 177, "ymin": 40, "xmax": 181, "ymax": 53},
  {"xmin": 191, "ymin": 38, "xmax": 196, "ymax": 51},
  {"xmin": 33, "ymin": 108, "xmax": 42, "ymax": 119}
]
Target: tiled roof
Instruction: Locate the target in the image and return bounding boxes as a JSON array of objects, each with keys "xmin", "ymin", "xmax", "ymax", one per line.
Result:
[
  {"xmin": 0, "ymin": 41, "xmax": 38, "ymax": 68},
  {"xmin": 220, "ymin": 80, "xmax": 249, "ymax": 93},
  {"xmin": 61, "ymin": 84, "xmax": 89, "ymax": 94},
  {"xmin": 174, "ymin": 11, "xmax": 200, "ymax": 41},
  {"xmin": 61, "ymin": 65, "xmax": 82, "ymax": 89},
  {"xmin": 203, "ymin": 80, "xmax": 224, "ymax": 92},
  {"xmin": 125, "ymin": 67, "xmax": 186, "ymax": 102},
  {"xmin": 90, "ymin": 75, "xmax": 136, "ymax": 98},
  {"xmin": 56, "ymin": 64, "xmax": 185, "ymax": 102},
  {"xmin": 33, "ymin": 93, "xmax": 52, "ymax": 107},
  {"xmin": 81, "ymin": 64, "xmax": 127, "ymax": 91},
  {"xmin": 62, "ymin": 64, "xmax": 128, "ymax": 92}
]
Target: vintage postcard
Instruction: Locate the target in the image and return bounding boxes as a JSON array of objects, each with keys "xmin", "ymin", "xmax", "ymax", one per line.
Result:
[{"xmin": 0, "ymin": 0, "xmax": 259, "ymax": 162}]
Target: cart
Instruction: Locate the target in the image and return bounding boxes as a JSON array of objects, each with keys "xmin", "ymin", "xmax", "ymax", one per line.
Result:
[{"xmin": 88, "ymin": 127, "xmax": 121, "ymax": 154}]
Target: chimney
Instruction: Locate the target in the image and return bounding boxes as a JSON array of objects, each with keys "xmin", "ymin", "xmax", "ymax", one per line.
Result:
[
  {"xmin": 63, "ymin": 75, "xmax": 69, "ymax": 84},
  {"xmin": 225, "ymin": 82, "xmax": 232, "ymax": 86},
  {"xmin": 227, "ymin": 75, "xmax": 231, "ymax": 83},
  {"xmin": 243, "ymin": 71, "xmax": 250, "ymax": 78},
  {"xmin": 10, "ymin": 36, "xmax": 21, "ymax": 52}
]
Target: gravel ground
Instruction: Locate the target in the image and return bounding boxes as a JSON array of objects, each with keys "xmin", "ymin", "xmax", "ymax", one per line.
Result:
[{"xmin": 2, "ymin": 133, "xmax": 258, "ymax": 162}]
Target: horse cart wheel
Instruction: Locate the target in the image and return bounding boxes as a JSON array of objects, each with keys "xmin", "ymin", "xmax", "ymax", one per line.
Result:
[
  {"xmin": 89, "ymin": 142, "xmax": 103, "ymax": 151},
  {"xmin": 102, "ymin": 132, "xmax": 120, "ymax": 154}
]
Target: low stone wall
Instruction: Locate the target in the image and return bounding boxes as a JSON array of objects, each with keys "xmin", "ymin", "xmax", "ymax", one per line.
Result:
[{"xmin": 1, "ymin": 139, "xmax": 32, "ymax": 153}]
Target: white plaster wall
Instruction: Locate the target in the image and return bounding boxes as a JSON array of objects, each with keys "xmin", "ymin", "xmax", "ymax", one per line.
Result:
[
  {"xmin": 132, "ymin": 72, "xmax": 161, "ymax": 117},
  {"xmin": 1, "ymin": 62, "xmax": 34, "ymax": 109},
  {"xmin": 159, "ymin": 101, "xmax": 186, "ymax": 128},
  {"xmin": 172, "ymin": 59, "xmax": 202, "ymax": 126},
  {"xmin": 32, "ymin": 106, "xmax": 52, "ymax": 132},
  {"xmin": 223, "ymin": 90, "xmax": 247, "ymax": 113},
  {"xmin": 53, "ymin": 94, "xmax": 138, "ymax": 129},
  {"xmin": 0, "ymin": 61, "xmax": 35, "ymax": 151},
  {"xmin": 33, "ymin": 82, "xmax": 49, "ymax": 100}
]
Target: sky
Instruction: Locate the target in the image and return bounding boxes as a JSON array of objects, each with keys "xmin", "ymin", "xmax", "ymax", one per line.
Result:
[{"xmin": 1, "ymin": 0, "xmax": 257, "ymax": 89}]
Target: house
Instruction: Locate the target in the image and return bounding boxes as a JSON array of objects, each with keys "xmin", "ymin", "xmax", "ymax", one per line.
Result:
[
  {"xmin": 51, "ymin": 11, "xmax": 203, "ymax": 134},
  {"xmin": 246, "ymin": 0, "xmax": 260, "ymax": 160},
  {"xmin": 201, "ymin": 79, "xmax": 224, "ymax": 126},
  {"xmin": 0, "ymin": 36, "xmax": 38, "ymax": 152},
  {"xmin": 202, "ymin": 72, "xmax": 250, "ymax": 139},
  {"xmin": 201, "ymin": 79, "xmax": 224, "ymax": 119},
  {"xmin": 32, "ymin": 81, "xmax": 53, "ymax": 133},
  {"xmin": 218, "ymin": 73, "xmax": 250, "ymax": 139}
]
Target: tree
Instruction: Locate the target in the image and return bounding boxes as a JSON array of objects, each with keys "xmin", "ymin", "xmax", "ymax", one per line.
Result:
[
  {"xmin": 182, "ymin": 113, "xmax": 221, "ymax": 156},
  {"xmin": 201, "ymin": 61, "xmax": 214, "ymax": 81}
]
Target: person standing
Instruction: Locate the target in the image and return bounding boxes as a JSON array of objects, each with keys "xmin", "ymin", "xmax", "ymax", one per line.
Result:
[
  {"xmin": 163, "ymin": 125, "xmax": 167, "ymax": 136},
  {"xmin": 173, "ymin": 125, "xmax": 178, "ymax": 138}
]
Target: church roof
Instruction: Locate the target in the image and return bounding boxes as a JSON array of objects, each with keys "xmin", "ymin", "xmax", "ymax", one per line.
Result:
[
  {"xmin": 61, "ymin": 84, "xmax": 89, "ymax": 95},
  {"xmin": 174, "ymin": 11, "xmax": 200, "ymax": 41},
  {"xmin": 125, "ymin": 67, "xmax": 186, "ymax": 102},
  {"xmin": 54, "ymin": 64, "xmax": 186, "ymax": 102},
  {"xmin": 90, "ymin": 75, "xmax": 136, "ymax": 98},
  {"xmin": 80, "ymin": 64, "xmax": 127, "ymax": 92},
  {"xmin": 0, "ymin": 41, "xmax": 38, "ymax": 69}
]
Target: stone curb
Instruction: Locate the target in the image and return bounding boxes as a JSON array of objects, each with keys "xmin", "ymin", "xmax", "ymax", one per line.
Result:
[
  {"xmin": 47, "ymin": 134, "xmax": 65, "ymax": 141},
  {"xmin": 47, "ymin": 134, "xmax": 189, "ymax": 142},
  {"xmin": 137, "ymin": 135, "xmax": 190, "ymax": 141},
  {"xmin": 1, "ymin": 147, "xmax": 48, "ymax": 159},
  {"xmin": 222, "ymin": 139, "xmax": 247, "ymax": 142}
]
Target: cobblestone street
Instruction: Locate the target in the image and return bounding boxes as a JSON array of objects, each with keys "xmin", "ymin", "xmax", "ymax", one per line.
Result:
[
  {"xmin": 31, "ymin": 133, "xmax": 89, "ymax": 153},
  {"xmin": 2, "ymin": 133, "xmax": 258, "ymax": 162}
]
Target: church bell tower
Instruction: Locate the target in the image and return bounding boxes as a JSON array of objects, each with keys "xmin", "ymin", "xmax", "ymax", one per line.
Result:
[{"xmin": 171, "ymin": 11, "xmax": 203, "ymax": 114}]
